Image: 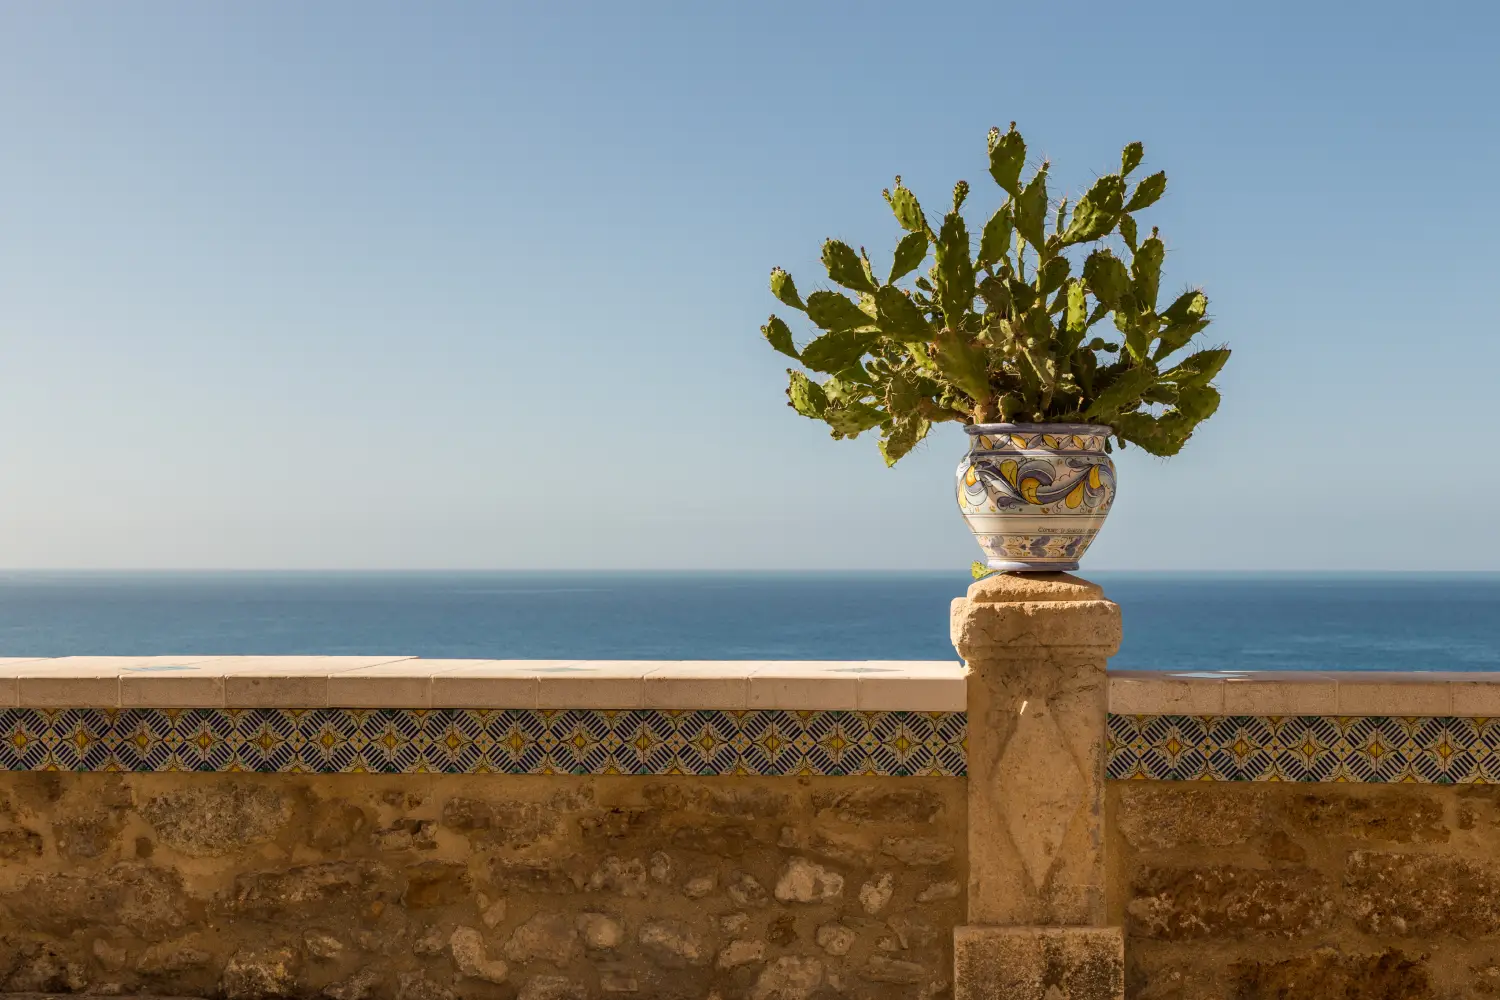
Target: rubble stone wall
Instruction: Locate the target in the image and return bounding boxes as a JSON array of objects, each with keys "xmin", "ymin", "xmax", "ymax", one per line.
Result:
[
  {"xmin": 1109, "ymin": 781, "xmax": 1500, "ymax": 1000},
  {"xmin": 0, "ymin": 772, "xmax": 965, "ymax": 1000}
]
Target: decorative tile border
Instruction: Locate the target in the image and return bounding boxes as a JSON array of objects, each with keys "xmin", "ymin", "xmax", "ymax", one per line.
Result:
[
  {"xmin": 0, "ymin": 707, "xmax": 966, "ymax": 777},
  {"xmin": 15, "ymin": 705, "xmax": 1500, "ymax": 783},
  {"xmin": 1109, "ymin": 714, "xmax": 1500, "ymax": 783}
]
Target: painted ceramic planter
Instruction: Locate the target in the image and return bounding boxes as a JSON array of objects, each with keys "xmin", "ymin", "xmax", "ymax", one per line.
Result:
[{"xmin": 957, "ymin": 423, "xmax": 1116, "ymax": 572}]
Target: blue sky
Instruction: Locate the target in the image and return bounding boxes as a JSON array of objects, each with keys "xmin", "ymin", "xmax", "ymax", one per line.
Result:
[{"xmin": 0, "ymin": 2, "xmax": 1495, "ymax": 570}]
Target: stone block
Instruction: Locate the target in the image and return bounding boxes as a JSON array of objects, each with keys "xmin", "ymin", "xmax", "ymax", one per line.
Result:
[
  {"xmin": 1227, "ymin": 947, "xmax": 1433, "ymax": 1000},
  {"xmin": 1127, "ymin": 865, "xmax": 1335, "ymax": 940},
  {"xmin": 1277, "ymin": 788, "xmax": 1449, "ymax": 844},
  {"xmin": 139, "ymin": 783, "xmax": 290, "ymax": 858},
  {"xmin": 951, "ymin": 598, "xmax": 1122, "ymax": 659},
  {"xmin": 953, "ymin": 926, "xmax": 1123, "ymax": 1000},
  {"xmin": 1346, "ymin": 850, "xmax": 1500, "ymax": 936},
  {"xmin": 1114, "ymin": 784, "xmax": 1266, "ymax": 851}
]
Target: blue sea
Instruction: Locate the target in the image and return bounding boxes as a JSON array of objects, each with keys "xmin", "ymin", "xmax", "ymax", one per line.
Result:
[{"xmin": 0, "ymin": 572, "xmax": 1497, "ymax": 673}]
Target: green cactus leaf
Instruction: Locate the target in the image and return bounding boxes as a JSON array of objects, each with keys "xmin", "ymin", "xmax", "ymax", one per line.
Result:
[
  {"xmin": 1113, "ymin": 410, "xmax": 1194, "ymax": 456},
  {"xmin": 1132, "ymin": 235, "xmax": 1166, "ymax": 310},
  {"xmin": 762, "ymin": 316, "xmax": 799, "ymax": 360},
  {"xmin": 1060, "ymin": 174, "xmax": 1126, "ymax": 245},
  {"xmin": 1081, "ymin": 250, "xmax": 1131, "ymax": 306},
  {"xmin": 824, "ymin": 401, "xmax": 886, "ymax": 438},
  {"xmin": 997, "ymin": 392, "xmax": 1027, "ymax": 420},
  {"xmin": 822, "ymin": 240, "xmax": 877, "ymax": 293},
  {"xmin": 1154, "ymin": 320, "xmax": 1210, "ymax": 360},
  {"xmin": 1065, "ymin": 281, "xmax": 1089, "ymax": 336},
  {"xmin": 935, "ymin": 212, "xmax": 976, "ymax": 324},
  {"xmin": 822, "ymin": 369, "xmax": 872, "ymax": 402},
  {"xmin": 1163, "ymin": 347, "xmax": 1231, "ymax": 388},
  {"xmin": 1084, "ymin": 363, "xmax": 1157, "ymax": 421},
  {"xmin": 883, "ymin": 179, "xmax": 928, "ymax": 234},
  {"xmin": 884, "ymin": 368, "xmax": 925, "ymax": 414},
  {"xmin": 932, "ymin": 328, "xmax": 991, "ymax": 402},
  {"xmin": 1118, "ymin": 312, "xmax": 1155, "ymax": 364},
  {"xmin": 987, "ymin": 123, "xmax": 1027, "ymax": 197},
  {"xmin": 971, "ymin": 561, "xmax": 997, "ymax": 580},
  {"xmin": 1175, "ymin": 384, "xmax": 1221, "ymax": 421},
  {"xmin": 770, "ymin": 268, "xmax": 805, "ymax": 311},
  {"xmin": 1125, "ymin": 171, "xmax": 1167, "ymax": 212},
  {"xmin": 1007, "ymin": 278, "xmax": 1038, "ymax": 313},
  {"xmin": 888, "ymin": 231, "xmax": 929, "ymax": 284},
  {"xmin": 952, "ymin": 180, "xmax": 970, "ymax": 213},
  {"xmin": 1154, "ymin": 290, "xmax": 1210, "ymax": 359},
  {"xmin": 879, "ymin": 414, "xmax": 931, "ymax": 466},
  {"xmin": 1037, "ymin": 256, "xmax": 1071, "ymax": 297},
  {"xmin": 1121, "ymin": 141, "xmax": 1145, "ymax": 177},
  {"xmin": 977, "ymin": 206, "xmax": 1013, "ymax": 270},
  {"xmin": 1013, "ymin": 167, "xmax": 1050, "ymax": 249},
  {"xmin": 977, "ymin": 275, "xmax": 1011, "ymax": 313},
  {"xmin": 799, "ymin": 329, "xmax": 878, "ymax": 374},
  {"xmin": 805, "ymin": 290, "xmax": 875, "ymax": 332},
  {"xmin": 1160, "ymin": 288, "xmax": 1208, "ymax": 326},
  {"xmin": 786, "ymin": 370, "xmax": 828, "ymax": 419},
  {"xmin": 1119, "ymin": 214, "xmax": 1138, "ymax": 252},
  {"xmin": 874, "ymin": 285, "xmax": 932, "ymax": 342}
]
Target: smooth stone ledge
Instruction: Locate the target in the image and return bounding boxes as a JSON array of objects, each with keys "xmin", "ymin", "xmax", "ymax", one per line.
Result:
[
  {"xmin": 1, "ymin": 658, "xmax": 1493, "ymax": 716},
  {"xmin": 1108, "ymin": 670, "xmax": 1500, "ymax": 717},
  {"xmin": 0, "ymin": 657, "xmax": 967, "ymax": 711}
]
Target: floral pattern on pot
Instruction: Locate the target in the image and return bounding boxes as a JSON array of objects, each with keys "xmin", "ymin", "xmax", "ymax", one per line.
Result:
[{"xmin": 957, "ymin": 423, "xmax": 1116, "ymax": 572}]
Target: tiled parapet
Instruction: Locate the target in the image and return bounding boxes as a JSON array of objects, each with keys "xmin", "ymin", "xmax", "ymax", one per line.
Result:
[
  {"xmin": 9, "ymin": 657, "xmax": 1500, "ymax": 782},
  {"xmin": 0, "ymin": 658, "xmax": 968, "ymax": 777},
  {"xmin": 1106, "ymin": 670, "xmax": 1500, "ymax": 783}
]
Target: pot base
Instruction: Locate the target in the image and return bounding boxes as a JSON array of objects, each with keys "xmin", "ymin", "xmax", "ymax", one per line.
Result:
[{"xmin": 984, "ymin": 559, "xmax": 1081, "ymax": 573}]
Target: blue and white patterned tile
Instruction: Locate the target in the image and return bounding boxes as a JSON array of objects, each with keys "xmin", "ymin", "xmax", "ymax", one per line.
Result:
[
  {"xmin": 1107, "ymin": 714, "xmax": 1500, "ymax": 784},
  {"xmin": 0, "ymin": 707, "xmax": 966, "ymax": 777}
]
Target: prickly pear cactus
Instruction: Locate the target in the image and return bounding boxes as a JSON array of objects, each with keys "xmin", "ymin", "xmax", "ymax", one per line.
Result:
[{"xmin": 759, "ymin": 123, "xmax": 1230, "ymax": 464}]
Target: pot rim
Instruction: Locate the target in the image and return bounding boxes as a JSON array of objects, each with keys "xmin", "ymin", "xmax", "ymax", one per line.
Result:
[{"xmin": 965, "ymin": 422, "xmax": 1113, "ymax": 435}]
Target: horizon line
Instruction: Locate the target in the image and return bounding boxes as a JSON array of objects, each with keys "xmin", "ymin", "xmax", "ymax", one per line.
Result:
[{"xmin": 0, "ymin": 567, "xmax": 1496, "ymax": 576}]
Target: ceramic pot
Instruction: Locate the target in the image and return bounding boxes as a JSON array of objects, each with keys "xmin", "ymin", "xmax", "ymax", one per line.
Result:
[{"xmin": 956, "ymin": 423, "xmax": 1117, "ymax": 572}]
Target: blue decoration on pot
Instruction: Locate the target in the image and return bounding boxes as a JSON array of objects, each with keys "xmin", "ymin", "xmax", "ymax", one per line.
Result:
[{"xmin": 957, "ymin": 423, "xmax": 1116, "ymax": 572}]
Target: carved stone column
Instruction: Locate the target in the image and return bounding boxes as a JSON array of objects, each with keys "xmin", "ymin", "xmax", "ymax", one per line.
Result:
[{"xmin": 950, "ymin": 573, "xmax": 1124, "ymax": 1000}]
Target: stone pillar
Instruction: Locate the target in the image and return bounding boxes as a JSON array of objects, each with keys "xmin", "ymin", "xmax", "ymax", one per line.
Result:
[{"xmin": 950, "ymin": 572, "xmax": 1124, "ymax": 1000}]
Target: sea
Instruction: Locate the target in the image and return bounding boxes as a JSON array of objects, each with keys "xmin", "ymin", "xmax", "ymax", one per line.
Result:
[{"xmin": 0, "ymin": 572, "xmax": 1498, "ymax": 673}]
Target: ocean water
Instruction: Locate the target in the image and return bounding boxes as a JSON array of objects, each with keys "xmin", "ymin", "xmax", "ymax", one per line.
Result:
[{"xmin": 0, "ymin": 572, "xmax": 1497, "ymax": 672}]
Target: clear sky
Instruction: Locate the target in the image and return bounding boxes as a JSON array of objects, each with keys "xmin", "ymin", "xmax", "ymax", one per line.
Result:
[{"xmin": 1, "ymin": 2, "xmax": 1496, "ymax": 571}]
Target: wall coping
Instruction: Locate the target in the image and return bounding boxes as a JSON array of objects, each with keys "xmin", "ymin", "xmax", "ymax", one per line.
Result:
[
  {"xmin": 1109, "ymin": 669, "xmax": 1500, "ymax": 717},
  {"xmin": 3, "ymin": 658, "xmax": 1496, "ymax": 716},
  {"xmin": 0, "ymin": 656, "xmax": 967, "ymax": 711}
]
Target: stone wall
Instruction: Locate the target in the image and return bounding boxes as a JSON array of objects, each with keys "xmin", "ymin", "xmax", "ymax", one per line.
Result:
[
  {"xmin": 1109, "ymin": 781, "xmax": 1500, "ymax": 1000},
  {"xmin": 0, "ymin": 773, "xmax": 965, "ymax": 1000}
]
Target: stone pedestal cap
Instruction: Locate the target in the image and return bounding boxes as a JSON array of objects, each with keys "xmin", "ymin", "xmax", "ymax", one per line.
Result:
[
  {"xmin": 966, "ymin": 572, "xmax": 1105, "ymax": 603},
  {"xmin": 951, "ymin": 573, "xmax": 1121, "ymax": 659}
]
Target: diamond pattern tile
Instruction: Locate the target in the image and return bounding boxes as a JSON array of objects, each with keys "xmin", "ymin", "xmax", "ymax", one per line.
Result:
[
  {"xmin": 0, "ymin": 708, "xmax": 965, "ymax": 776},
  {"xmin": 1107, "ymin": 714, "xmax": 1500, "ymax": 783}
]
